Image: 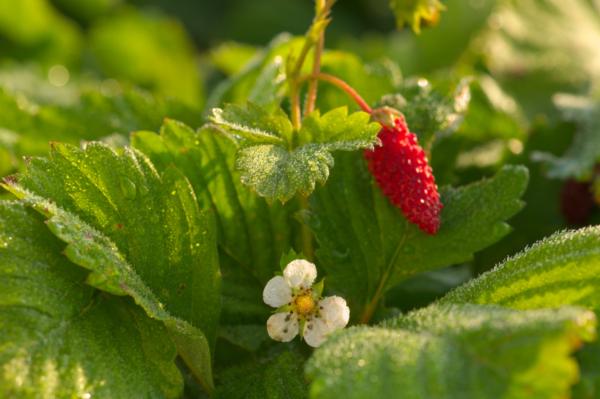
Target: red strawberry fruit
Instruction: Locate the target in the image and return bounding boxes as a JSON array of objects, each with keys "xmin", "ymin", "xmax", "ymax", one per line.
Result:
[{"xmin": 365, "ymin": 116, "xmax": 442, "ymax": 234}]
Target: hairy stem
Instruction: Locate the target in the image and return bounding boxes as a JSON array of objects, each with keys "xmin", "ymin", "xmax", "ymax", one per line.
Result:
[
  {"xmin": 304, "ymin": 1, "xmax": 329, "ymax": 116},
  {"xmin": 288, "ymin": 0, "xmax": 335, "ymax": 129}
]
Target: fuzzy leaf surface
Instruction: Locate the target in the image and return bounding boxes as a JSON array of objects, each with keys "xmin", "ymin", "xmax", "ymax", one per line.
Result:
[
  {"xmin": 306, "ymin": 304, "xmax": 596, "ymax": 399},
  {"xmin": 217, "ymin": 350, "xmax": 307, "ymax": 399},
  {"xmin": 303, "ymin": 152, "xmax": 527, "ymax": 318},
  {"xmin": 3, "ymin": 142, "xmax": 220, "ymax": 391},
  {"xmin": 0, "ymin": 202, "xmax": 183, "ymax": 398},
  {"xmin": 131, "ymin": 121, "xmax": 297, "ymax": 331},
  {"xmin": 440, "ymin": 226, "xmax": 600, "ymax": 310},
  {"xmin": 132, "ymin": 120, "xmax": 296, "ymax": 283},
  {"xmin": 210, "ymin": 104, "xmax": 379, "ymax": 202}
]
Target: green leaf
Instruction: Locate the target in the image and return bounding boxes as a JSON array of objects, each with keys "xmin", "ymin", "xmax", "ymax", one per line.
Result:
[
  {"xmin": 377, "ymin": 76, "xmax": 471, "ymax": 146},
  {"xmin": 483, "ymin": 0, "xmax": 600, "ymax": 88},
  {"xmin": 389, "ymin": 0, "xmax": 445, "ymax": 33},
  {"xmin": 306, "ymin": 304, "xmax": 596, "ymax": 399},
  {"xmin": 209, "ymin": 41, "xmax": 258, "ymax": 76},
  {"xmin": 206, "ymin": 33, "xmax": 305, "ymax": 111},
  {"xmin": 0, "ymin": 202, "xmax": 183, "ymax": 398},
  {"xmin": 573, "ymin": 314, "xmax": 600, "ymax": 399},
  {"xmin": 302, "ymin": 154, "xmax": 527, "ymax": 320},
  {"xmin": 217, "ymin": 350, "xmax": 308, "ymax": 399},
  {"xmin": 89, "ymin": 9, "xmax": 203, "ymax": 106},
  {"xmin": 218, "ymin": 324, "xmax": 270, "ymax": 353},
  {"xmin": 440, "ymin": 226, "xmax": 600, "ymax": 311},
  {"xmin": 130, "ymin": 121, "xmax": 297, "ymax": 351},
  {"xmin": 210, "ymin": 103, "xmax": 290, "ymax": 145},
  {"xmin": 533, "ymin": 91, "xmax": 600, "ymax": 180},
  {"xmin": 131, "ymin": 120, "xmax": 297, "ymax": 285},
  {"xmin": 456, "ymin": 75, "xmax": 526, "ymax": 142},
  {"xmin": 210, "ymin": 104, "xmax": 380, "ymax": 202},
  {"xmin": 0, "ymin": 0, "xmax": 83, "ymax": 67},
  {"xmin": 297, "ymin": 107, "xmax": 380, "ymax": 149},
  {"xmin": 0, "ymin": 69, "xmax": 201, "ymax": 175},
  {"xmin": 3, "ymin": 142, "xmax": 220, "ymax": 392}
]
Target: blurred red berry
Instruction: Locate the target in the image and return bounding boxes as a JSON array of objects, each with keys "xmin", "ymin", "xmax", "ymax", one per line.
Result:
[
  {"xmin": 365, "ymin": 117, "xmax": 442, "ymax": 234},
  {"xmin": 560, "ymin": 179, "xmax": 594, "ymax": 226}
]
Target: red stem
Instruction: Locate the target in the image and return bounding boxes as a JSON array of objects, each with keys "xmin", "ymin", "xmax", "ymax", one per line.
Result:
[{"xmin": 311, "ymin": 72, "xmax": 372, "ymax": 113}]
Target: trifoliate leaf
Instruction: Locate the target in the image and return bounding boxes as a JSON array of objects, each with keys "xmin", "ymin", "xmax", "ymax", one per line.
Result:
[
  {"xmin": 302, "ymin": 153, "xmax": 527, "ymax": 321},
  {"xmin": 2, "ymin": 142, "xmax": 220, "ymax": 392},
  {"xmin": 306, "ymin": 304, "xmax": 596, "ymax": 399},
  {"xmin": 235, "ymin": 144, "xmax": 334, "ymax": 201},
  {"xmin": 210, "ymin": 104, "xmax": 380, "ymax": 202},
  {"xmin": 297, "ymin": 107, "xmax": 379, "ymax": 148},
  {"xmin": 440, "ymin": 226, "xmax": 600, "ymax": 310},
  {"xmin": 532, "ymin": 91, "xmax": 600, "ymax": 180},
  {"xmin": 217, "ymin": 350, "xmax": 307, "ymax": 399},
  {"xmin": 389, "ymin": 0, "xmax": 446, "ymax": 33},
  {"xmin": 0, "ymin": 202, "xmax": 183, "ymax": 398}
]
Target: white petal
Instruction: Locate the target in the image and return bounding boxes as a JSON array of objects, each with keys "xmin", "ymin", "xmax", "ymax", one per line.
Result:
[
  {"xmin": 319, "ymin": 296, "xmax": 350, "ymax": 329},
  {"xmin": 263, "ymin": 276, "xmax": 292, "ymax": 308},
  {"xmin": 283, "ymin": 259, "xmax": 317, "ymax": 289},
  {"xmin": 302, "ymin": 318, "xmax": 332, "ymax": 348},
  {"xmin": 266, "ymin": 312, "xmax": 299, "ymax": 342}
]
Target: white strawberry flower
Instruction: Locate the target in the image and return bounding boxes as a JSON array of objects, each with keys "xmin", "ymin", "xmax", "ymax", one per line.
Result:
[{"xmin": 262, "ymin": 259, "xmax": 350, "ymax": 347}]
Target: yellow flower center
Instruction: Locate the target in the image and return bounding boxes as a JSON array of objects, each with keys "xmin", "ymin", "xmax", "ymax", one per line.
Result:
[{"xmin": 295, "ymin": 294, "xmax": 315, "ymax": 315}]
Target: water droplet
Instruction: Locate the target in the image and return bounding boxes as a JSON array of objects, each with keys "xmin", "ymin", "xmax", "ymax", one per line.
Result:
[{"xmin": 119, "ymin": 177, "xmax": 137, "ymax": 200}]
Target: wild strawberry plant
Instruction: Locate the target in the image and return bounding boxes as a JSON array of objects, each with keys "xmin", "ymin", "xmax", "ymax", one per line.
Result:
[{"xmin": 1, "ymin": 0, "xmax": 600, "ymax": 398}]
